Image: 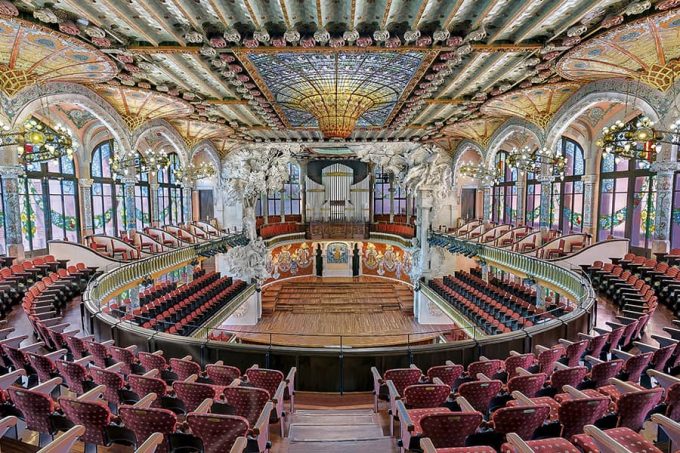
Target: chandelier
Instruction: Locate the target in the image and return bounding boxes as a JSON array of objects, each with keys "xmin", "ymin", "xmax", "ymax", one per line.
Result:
[
  {"xmin": 110, "ymin": 148, "xmax": 170, "ymax": 180},
  {"xmin": 175, "ymin": 161, "xmax": 216, "ymax": 183},
  {"xmin": 595, "ymin": 116, "xmax": 678, "ymax": 163},
  {"xmin": 298, "ymin": 92, "xmax": 377, "ymax": 139},
  {"xmin": 0, "ymin": 117, "xmax": 74, "ymax": 164},
  {"xmin": 459, "ymin": 162, "xmax": 501, "ymax": 185},
  {"xmin": 508, "ymin": 146, "xmax": 567, "ymax": 179}
]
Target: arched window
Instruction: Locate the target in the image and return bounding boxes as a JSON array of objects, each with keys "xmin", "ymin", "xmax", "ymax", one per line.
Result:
[
  {"xmin": 550, "ymin": 138, "xmax": 585, "ymax": 233},
  {"xmin": 19, "ymin": 154, "xmax": 79, "ymax": 253},
  {"xmin": 492, "ymin": 151, "xmax": 517, "ymax": 224},
  {"xmin": 670, "ymin": 157, "xmax": 680, "ymax": 250},
  {"xmin": 598, "ymin": 150, "xmax": 656, "ymax": 253},
  {"xmin": 283, "ymin": 163, "xmax": 301, "ymax": 215},
  {"xmin": 135, "ymin": 155, "xmax": 151, "ymax": 229},
  {"xmin": 374, "ymin": 166, "xmax": 391, "ymax": 216},
  {"xmin": 157, "ymin": 152, "xmax": 183, "ymax": 224},
  {"xmin": 91, "ymin": 140, "xmax": 128, "ymax": 235},
  {"xmin": 525, "ymin": 171, "xmax": 541, "ymax": 229}
]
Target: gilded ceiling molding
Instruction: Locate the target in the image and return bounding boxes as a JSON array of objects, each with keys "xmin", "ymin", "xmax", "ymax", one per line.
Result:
[
  {"xmin": 484, "ymin": 118, "xmax": 544, "ymax": 166},
  {"xmin": 8, "ymin": 81, "xmax": 132, "ymax": 154},
  {"xmin": 132, "ymin": 118, "xmax": 189, "ymax": 166},
  {"xmin": 544, "ymin": 78, "xmax": 665, "ymax": 152}
]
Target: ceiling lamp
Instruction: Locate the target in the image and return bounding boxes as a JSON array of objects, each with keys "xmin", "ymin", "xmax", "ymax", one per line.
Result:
[
  {"xmin": 0, "ymin": 117, "xmax": 74, "ymax": 164},
  {"xmin": 459, "ymin": 162, "xmax": 500, "ymax": 185},
  {"xmin": 595, "ymin": 116, "xmax": 678, "ymax": 163},
  {"xmin": 175, "ymin": 161, "xmax": 216, "ymax": 183},
  {"xmin": 110, "ymin": 148, "xmax": 170, "ymax": 180},
  {"xmin": 298, "ymin": 92, "xmax": 377, "ymax": 139},
  {"xmin": 508, "ymin": 146, "xmax": 567, "ymax": 179}
]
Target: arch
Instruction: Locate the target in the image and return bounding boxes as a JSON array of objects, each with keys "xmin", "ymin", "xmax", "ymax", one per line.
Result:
[
  {"xmin": 8, "ymin": 82, "xmax": 132, "ymax": 155},
  {"xmin": 132, "ymin": 119, "xmax": 188, "ymax": 167},
  {"xmin": 189, "ymin": 139, "xmax": 221, "ymax": 171},
  {"xmin": 485, "ymin": 118, "xmax": 544, "ymax": 167},
  {"xmin": 451, "ymin": 140, "xmax": 484, "ymax": 168},
  {"xmin": 545, "ymin": 79, "xmax": 665, "ymax": 154}
]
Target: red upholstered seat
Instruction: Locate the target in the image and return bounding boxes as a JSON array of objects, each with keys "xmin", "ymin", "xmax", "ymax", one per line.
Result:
[
  {"xmin": 59, "ymin": 397, "xmax": 112, "ymax": 446},
  {"xmin": 119, "ymin": 405, "xmax": 177, "ymax": 453},
  {"xmin": 427, "ymin": 364, "xmax": 463, "ymax": 387},
  {"xmin": 501, "ymin": 438, "xmax": 580, "ymax": 453},
  {"xmin": 170, "ymin": 358, "xmax": 202, "ymax": 381},
  {"xmin": 403, "ymin": 383, "xmax": 450, "ymax": 408},
  {"xmin": 206, "ymin": 364, "xmax": 241, "ymax": 386},
  {"xmin": 173, "ymin": 381, "xmax": 216, "ymax": 413},
  {"xmin": 491, "ymin": 404, "xmax": 551, "ymax": 440},
  {"xmin": 186, "ymin": 413, "xmax": 249, "ymax": 453},
  {"xmin": 458, "ymin": 380, "xmax": 503, "ymax": 413},
  {"xmin": 506, "ymin": 396, "xmax": 561, "ymax": 421},
  {"xmin": 407, "ymin": 407, "xmax": 452, "ymax": 437},
  {"xmin": 223, "ymin": 386, "xmax": 270, "ymax": 427},
  {"xmin": 246, "ymin": 367, "xmax": 285, "ymax": 398},
  {"xmin": 571, "ymin": 427, "xmax": 662, "ymax": 453},
  {"xmin": 7, "ymin": 387, "xmax": 55, "ymax": 435},
  {"xmin": 419, "ymin": 411, "xmax": 482, "ymax": 448}
]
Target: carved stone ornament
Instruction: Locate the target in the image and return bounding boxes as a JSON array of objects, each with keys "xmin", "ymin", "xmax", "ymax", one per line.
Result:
[
  {"xmin": 222, "ymin": 238, "xmax": 270, "ymax": 283},
  {"xmin": 0, "ymin": 165, "xmax": 24, "ymax": 178}
]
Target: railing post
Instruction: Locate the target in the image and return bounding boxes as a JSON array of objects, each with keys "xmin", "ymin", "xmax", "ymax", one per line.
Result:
[
  {"xmin": 266, "ymin": 333, "xmax": 272, "ymax": 368},
  {"xmin": 339, "ymin": 335, "xmax": 344, "ymax": 396}
]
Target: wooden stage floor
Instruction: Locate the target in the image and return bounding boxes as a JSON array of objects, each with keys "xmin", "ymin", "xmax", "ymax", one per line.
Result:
[{"xmin": 218, "ymin": 277, "xmax": 454, "ymax": 348}]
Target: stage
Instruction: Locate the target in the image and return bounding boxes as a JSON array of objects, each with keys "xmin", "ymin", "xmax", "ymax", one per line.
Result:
[{"xmin": 218, "ymin": 277, "xmax": 454, "ymax": 348}]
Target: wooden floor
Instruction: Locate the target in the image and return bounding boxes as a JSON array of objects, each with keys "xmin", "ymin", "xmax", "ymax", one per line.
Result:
[{"xmin": 222, "ymin": 277, "xmax": 452, "ymax": 348}]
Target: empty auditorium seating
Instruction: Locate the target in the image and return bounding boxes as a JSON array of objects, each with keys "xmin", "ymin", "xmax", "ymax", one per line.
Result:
[
  {"xmin": 259, "ymin": 222, "xmax": 302, "ymax": 239},
  {"xmin": 371, "ymin": 222, "xmax": 416, "ymax": 238}
]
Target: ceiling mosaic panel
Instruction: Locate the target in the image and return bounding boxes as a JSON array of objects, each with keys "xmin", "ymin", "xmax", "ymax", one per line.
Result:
[
  {"xmin": 480, "ymin": 82, "xmax": 581, "ymax": 129},
  {"xmin": 557, "ymin": 8, "xmax": 680, "ymax": 92},
  {"xmin": 240, "ymin": 50, "xmax": 431, "ymax": 131},
  {"xmin": 442, "ymin": 118, "xmax": 506, "ymax": 146},
  {"xmin": 0, "ymin": 17, "xmax": 117, "ymax": 96},
  {"xmin": 170, "ymin": 118, "xmax": 235, "ymax": 148}
]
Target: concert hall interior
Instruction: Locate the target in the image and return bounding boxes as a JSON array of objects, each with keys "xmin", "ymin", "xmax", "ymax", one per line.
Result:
[{"xmin": 2, "ymin": 0, "xmax": 680, "ymax": 452}]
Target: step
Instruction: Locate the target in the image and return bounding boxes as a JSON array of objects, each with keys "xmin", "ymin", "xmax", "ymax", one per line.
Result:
[
  {"xmin": 294, "ymin": 409, "xmax": 374, "ymax": 416},
  {"xmin": 289, "ymin": 414, "xmax": 376, "ymax": 426},
  {"xmin": 288, "ymin": 424, "xmax": 384, "ymax": 442},
  {"xmin": 286, "ymin": 438, "xmax": 396, "ymax": 453}
]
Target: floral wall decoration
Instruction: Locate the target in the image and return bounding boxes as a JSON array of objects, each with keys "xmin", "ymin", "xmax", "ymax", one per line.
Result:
[
  {"xmin": 326, "ymin": 242, "xmax": 349, "ymax": 264},
  {"xmin": 265, "ymin": 242, "xmax": 314, "ymax": 281},
  {"xmin": 362, "ymin": 242, "xmax": 413, "ymax": 283}
]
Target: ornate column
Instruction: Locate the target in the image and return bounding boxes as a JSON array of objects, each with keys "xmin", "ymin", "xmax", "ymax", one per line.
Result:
[
  {"xmin": 515, "ymin": 176, "xmax": 526, "ymax": 226},
  {"xmin": 417, "ymin": 188, "xmax": 434, "ymax": 279},
  {"xmin": 262, "ymin": 193, "xmax": 268, "ymax": 224},
  {"xmin": 182, "ymin": 182, "xmax": 193, "ymax": 224},
  {"xmin": 482, "ymin": 183, "xmax": 492, "ymax": 222},
  {"xmin": 78, "ymin": 178, "xmax": 94, "ymax": 238},
  {"xmin": 652, "ymin": 161, "xmax": 680, "ymax": 254},
  {"xmin": 537, "ymin": 175, "xmax": 555, "ymax": 230},
  {"xmin": 581, "ymin": 174, "xmax": 598, "ymax": 233},
  {"xmin": 300, "ymin": 161, "xmax": 307, "ymax": 224},
  {"xmin": 121, "ymin": 177, "xmax": 137, "ymax": 232},
  {"xmin": 150, "ymin": 181, "xmax": 160, "ymax": 226},
  {"xmin": 0, "ymin": 165, "xmax": 24, "ymax": 259},
  {"xmin": 389, "ymin": 174, "xmax": 395, "ymax": 223},
  {"xmin": 368, "ymin": 163, "xmax": 375, "ymax": 223}
]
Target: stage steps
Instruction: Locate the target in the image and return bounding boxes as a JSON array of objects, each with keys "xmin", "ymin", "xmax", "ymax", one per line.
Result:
[{"xmin": 285, "ymin": 409, "xmax": 397, "ymax": 452}]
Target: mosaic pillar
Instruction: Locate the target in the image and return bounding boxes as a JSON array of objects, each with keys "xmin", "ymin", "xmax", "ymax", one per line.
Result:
[
  {"xmin": 515, "ymin": 178, "xmax": 526, "ymax": 226},
  {"xmin": 581, "ymin": 174, "xmax": 597, "ymax": 233},
  {"xmin": 0, "ymin": 165, "xmax": 24, "ymax": 259},
  {"xmin": 537, "ymin": 175, "xmax": 555, "ymax": 230},
  {"xmin": 150, "ymin": 182, "xmax": 160, "ymax": 226},
  {"xmin": 418, "ymin": 188, "xmax": 434, "ymax": 280},
  {"xmin": 122, "ymin": 177, "xmax": 137, "ymax": 232},
  {"xmin": 482, "ymin": 184, "xmax": 492, "ymax": 222},
  {"xmin": 651, "ymin": 161, "xmax": 680, "ymax": 254},
  {"xmin": 389, "ymin": 174, "xmax": 395, "ymax": 223},
  {"xmin": 300, "ymin": 161, "xmax": 307, "ymax": 224},
  {"xmin": 78, "ymin": 178, "xmax": 94, "ymax": 238},
  {"xmin": 369, "ymin": 163, "xmax": 375, "ymax": 223},
  {"xmin": 182, "ymin": 182, "xmax": 193, "ymax": 224},
  {"xmin": 480, "ymin": 259, "xmax": 489, "ymax": 283}
]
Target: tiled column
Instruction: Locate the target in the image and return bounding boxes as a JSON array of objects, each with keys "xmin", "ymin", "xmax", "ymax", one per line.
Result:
[
  {"xmin": 300, "ymin": 161, "xmax": 307, "ymax": 224},
  {"xmin": 78, "ymin": 178, "xmax": 94, "ymax": 238},
  {"xmin": 121, "ymin": 177, "xmax": 137, "ymax": 232},
  {"xmin": 418, "ymin": 188, "xmax": 434, "ymax": 280},
  {"xmin": 652, "ymin": 161, "xmax": 680, "ymax": 254},
  {"xmin": 182, "ymin": 182, "xmax": 193, "ymax": 224},
  {"xmin": 581, "ymin": 174, "xmax": 597, "ymax": 233},
  {"xmin": 537, "ymin": 175, "xmax": 555, "ymax": 230},
  {"xmin": 515, "ymin": 177, "xmax": 526, "ymax": 226},
  {"xmin": 150, "ymin": 181, "xmax": 160, "ymax": 226},
  {"xmin": 482, "ymin": 184, "xmax": 492, "ymax": 222},
  {"xmin": 0, "ymin": 165, "xmax": 25, "ymax": 259}
]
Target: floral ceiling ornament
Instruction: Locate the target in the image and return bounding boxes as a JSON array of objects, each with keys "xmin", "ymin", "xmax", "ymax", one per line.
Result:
[
  {"xmin": 285, "ymin": 29, "xmax": 301, "ymax": 43},
  {"xmin": 33, "ymin": 8, "xmax": 59, "ymax": 23}
]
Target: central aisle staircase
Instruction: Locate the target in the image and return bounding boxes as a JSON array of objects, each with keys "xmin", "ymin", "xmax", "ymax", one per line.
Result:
[{"xmin": 284, "ymin": 409, "xmax": 397, "ymax": 452}]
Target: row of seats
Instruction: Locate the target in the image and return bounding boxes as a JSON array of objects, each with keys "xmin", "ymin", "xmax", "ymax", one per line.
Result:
[
  {"xmin": 585, "ymin": 260, "xmax": 659, "ymax": 317},
  {"xmin": 474, "ymin": 269, "xmax": 534, "ymax": 304},
  {"xmin": 371, "ymin": 222, "xmax": 416, "ymax": 238},
  {"xmin": 371, "ymin": 320, "xmax": 679, "ymax": 452},
  {"xmin": 258, "ymin": 222, "xmax": 302, "ymax": 239}
]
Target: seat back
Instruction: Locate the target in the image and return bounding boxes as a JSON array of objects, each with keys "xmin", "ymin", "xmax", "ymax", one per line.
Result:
[
  {"xmin": 55, "ymin": 359, "xmax": 89, "ymax": 395},
  {"xmin": 205, "ymin": 364, "xmax": 241, "ymax": 386},
  {"xmin": 8, "ymin": 387, "xmax": 54, "ymax": 434},
  {"xmin": 26, "ymin": 352, "xmax": 56, "ymax": 383},
  {"xmin": 128, "ymin": 374, "xmax": 166, "ymax": 404},
  {"xmin": 650, "ymin": 344, "xmax": 675, "ymax": 371},
  {"xmin": 91, "ymin": 367, "xmax": 125, "ymax": 406},
  {"xmin": 504, "ymin": 354, "xmax": 534, "ymax": 380},
  {"xmin": 426, "ymin": 364, "xmax": 463, "ymax": 388},
  {"xmin": 119, "ymin": 406, "xmax": 176, "ymax": 453},
  {"xmin": 587, "ymin": 334, "xmax": 609, "ymax": 359},
  {"xmin": 564, "ymin": 341, "xmax": 589, "ymax": 367},
  {"xmin": 468, "ymin": 360, "xmax": 503, "ymax": 379},
  {"xmin": 245, "ymin": 367, "xmax": 285, "ymax": 398},
  {"xmin": 457, "ymin": 380, "xmax": 503, "ymax": 413},
  {"xmin": 664, "ymin": 382, "xmax": 680, "ymax": 421},
  {"xmin": 507, "ymin": 373, "xmax": 547, "ymax": 398},
  {"xmin": 558, "ymin": 397, "xmax": 609, "ymax": 439},
  {"xmin": 109, "ymin": 346, "xmax": 135, "ymax": 375},
  {"xmin": 590, "ymin": 360, "xmax": 624, "ymax": 388},
  {"xmin": 186, "ymin": 413, "xmax": 249, "ymax": 453},
  {"xmin": 536, "ymin": 348, "xmax": 562, "ymax": 374},
  {"xmin": 550, "ymin": 366, "xmax": 587, "ymax": 390},
  {"xmin": 85, "ymin": 341, "xmax": 110, "ymax": 368},
  {"xmin": 60, "ymin": 398, "xmax": 111, "ymax": 445},
  {"xmin": 169, "ymin": 358, "xmax": 201, "ymax": 381},
  {"xmin": 616, "ymin": 388, "xmax": 663, "ymax": 431},
  {"xmin": 492, "ymin": 404, "xmax": 551, "ymax": 439},
  {"xmin": 223, "ymin": 386, "xmax": 270, "ymax": 427},
  {"xmin": 64, "ymin": 336, "xmax": 88, "ymax": 360},
  {"xmin": 419, "ymin": 412, "xmax": 483, "ymax": 448},
  {"xmin": 623, "ymin": 352, "xmax": 653, "ymax": 383},
  {"xmin": 138, "ymin": 352, "xmax": 167, "ymax": 372},
  {"xmin": 606, "ymin": 327, "xmax": 625, "ymax": 353},
  {"xmin": 403, "ymin": 383, "xmax": 450, "ymax": 408},
  {"xmin": 172, "ymin": 381, "xmax": 216, "ymax": 413}
]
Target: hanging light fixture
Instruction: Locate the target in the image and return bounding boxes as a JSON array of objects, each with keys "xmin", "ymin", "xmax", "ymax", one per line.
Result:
[
  {"xmin": 595, "ymin": 115, "xmax": 680, "ymax": 163},
  {"xmin": 459, "ymin": 162, "xmax": 501, "ymax": 185},
  {"xmin": 0, "ymin": 117, "xmax": 74, "ymax": 164},
  {"xmin": 508, "ymin": 145, "xmax": 567, "ymax": 179},
  {"xmin": 175, "ymin": 161, "xmax": 216, "ymax": 183},
  {"xmin": 110, "ymin": 148, "xmax": 170, "ymax": 180}
]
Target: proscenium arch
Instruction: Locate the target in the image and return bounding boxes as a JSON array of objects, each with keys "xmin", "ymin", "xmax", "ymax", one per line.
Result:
[
  {"xmin": 545, "ymin": 79, "xmax": 665, "ymax": 153},
  {"xmin": 484, "ymin": 118, "xmax": 544, "ymax": 167},
  {"xmin": 189, "ymin": 139, "xmax": 222, "ymax": 171},
  {"xmin": 8, "ymin": 82, "xmax": 133, "ymax": 155},
  {"xmin": 132, "ymin": 119, "xmax": 189, "ymax": 167}
]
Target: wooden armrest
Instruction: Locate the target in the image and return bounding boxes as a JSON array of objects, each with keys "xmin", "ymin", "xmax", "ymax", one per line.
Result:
[
  {"xmin": 152, "ymin": 350, "xmax": 164, "ymax": 356},
  {"xmin": 478, "ymin": 356, "xmax": 489, "ymax": 361},
  {"xmin": 125, "ymin": 345, "xmax": 138, "ymax": 353},
  {"xmin": 78, "ymin": 385, "xmax": 105, "ymax": 402},
  {"xmin": 505, "ymin": 432, "xmax": 535, "ymax": 453},
  {"xmin": 608, "ymin": 378, "xmax": 640, "ymax": 394},
  {"xmin": 185, "ymin": 374, "xmax": 198, "ymax": 383},
  {"xmin": 562, "ymin": 385, "xmax": 589, "ymax": 399},
  {"xmin": 509, "ymin": 350, "xmax": 521, "ymax": 356},
  {"xmin": 43, "ymin": 349, "xmax": 68, "ymax": 361},
  {"xmin": 663, "ymin": 327, "xmax": 680, "ymax": 340},
  {"xmin": 646, "ymin": 370, "xmax": 680, "ymax": 389},
  {"xmin": 558, "ymin": 339, "xmax": 573, "ymax": 347},
  {"xmin": 229, "ymin": 436, "xmax": 248, "ymax": 453},
  {"xmin": 396, "ymin": 399, "xmax": 414, "ymax": 432},
  {"xmin": 419, "ymin": 438, "xmax": 437, "ymax": 453},
  {"xmin": 213, "ymin": 360, "xmax": 224, "ymax": 367},
  {"xmin": 445, "ymin": 360, "xmax": 456, "ymax": 366},
  {"xmin": 456, "ymin": 396, "xmax": 476, "ymax": 413},
  {"xmin": 0, "ymin": 327, "xmax": 14, "ymax": 340},
  {"xmin": 101, "ymin": 340, "xmax": 115, "ymax": 347},
  {"xmin": 252, "ymin": 402, "xmax": 274, "ymax": 436},
  {"xmin": 432, "ymin": 377, "xmax": 445, "ymax": 386},
  {"xmin": 33, "ymin": 377, "xmax": 63, "ymax": 395},
  {"xmin": 553, "ymin": 362, "xmax": 569, "ymax": 370},
  {"xmin": 181, "ymin": 355, "xmax": 192, "ymax": 361},
  {"xmin": 409, "ymin": 364, "xmax": 420, "ymax": 369},
  {"xmin": 606, "ymin": 321, "xmax": 625, "ymax": 329},
  {"xmin": 0, "ymin": 335, "xmax": 28, "ymax": 348},
  {"xmin": 0, "ymin": 416, "xmax": 17, "ymax": 439},
  {"xmin": 475, "ymin": 373, "xmax": 491, "ymax": 382},
  {"xmin": 611, "ymin": 349, "xmax": 634, "ymax": 360},
  {"xmin": 593, "ymin": 327, "xmax": 611, "ymax": 335},
  {"xmin": 273, "ymin": 381, "xmax": 286, "ymax": 406},
  {"xmin": 651, "ymin": 414, "xmax": 680, "ymax": 448},
  {"xmin": 583, "ymin": 425, "xmax": 630, "ymax": 453},
  {"xmin": 510, "ymin": 391, "xmax": 535, "ymax": 406},
  {"xmin": 135, "ymin": 432, "xmax": 165, "ymax": 453},
  {"xmin": 633, "ymin": 342, "xmax": 658, "ymax": 353},
  {"xmin": 386, "ymin": 380, "xmax": 401, "ymax": 401},
  {"xmin": 651, "ymin": 335, "xmax": 678, "ymax": 347},
  {"xmin": 285, "ymin": 367, "xmax": 297, "ymax": 384},
  {"xmin": 370, "ymin": 367, "xmax": 383, "ymax": 386},
  {"xmin": 535, "ymin": 345, "xmax": 549, "ymax": 353},
  {"xmin": 229, "ymin": 378, "xmax": 242, "ymax": 387},
  {"xmin": 516, "ymin": 368, "xmax": 532, "ymax": 377},
  {"xmin": 0, "ymin": 370, "xmax": 26, "ymax": 389},
  {"xmin": 37, "ymin": 425, "xmax": 86, "ymax": 453},
  {"xmin": 143, "ymin": 369, "xmax": 160, "ymax": 378},
  {"xmin": 615, "ymin": 316, "xmax": 636, "ymax": 325},
  {"xmin": 578, "ymin": 333, "xmax": 596, "ymax": 340},
  {"xmin": 194, "ymin": 398, "xmax": 213, "ymax": 414},
  {"xmin": 74, "ymin": 355, "xmax": 94, "ymax": 366},
  {"xmin": 105, "ymin": 362, "xmax": 125, "ymax": 373},
  {"xmin": 133, "ymin": 393, "xmax": 157, "ymax": 409},
  {"xmin": 78, "ymin": 335, "xmax": 95, "ymax": 342}
]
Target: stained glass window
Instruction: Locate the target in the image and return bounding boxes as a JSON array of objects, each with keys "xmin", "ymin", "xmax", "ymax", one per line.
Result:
[
  {"xmin": 550, "ymin": 138, "xmax": 585, "ymax": 233},
  {"xmin": 91, "ymin": 140, "xmax": 127, "ymax": 235},
  {"xmin": 157, "ymin": 152, "xmax": 183, "ymax": 224},
  {"xmin": 20, "ymin": 155, "xmax": 79, "ymax": 253},
  {"xmin": 374, "ymin": 166, "xmax": 391, "ymax": 216},
  {"xmin": 283, "ymin": 163, "xmax": 301, "ymax": 216},
  {"xmin": 135, "ymin": 153, "xmax": 151, "ymax": 229},
  {"xmin": 492, "ymin": 151, "xmax": 517, "ymax": 224},
  {"xmin": 672, "ymin": 171, "xmax": 680, "ymax": 250},
  {"xmin": 525, "ymin": 171, "xmax": 541, "ymax": 229}
]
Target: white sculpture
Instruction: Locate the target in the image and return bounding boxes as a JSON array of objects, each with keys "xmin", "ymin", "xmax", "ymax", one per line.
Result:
[{"xmin": 221, "ymin": 238, "xmax": 270, "ymax": 283}]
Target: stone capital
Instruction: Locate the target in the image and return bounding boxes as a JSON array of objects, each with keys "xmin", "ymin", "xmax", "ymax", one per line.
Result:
[
  {"xmin": 120, "ymin": 176, "xmax": 137, "ymax": 185},
  {"xmin": 78, "ymin": 178, "xmax": 94, "ymax": 188},
  {"xmin": 581, "ymin": 174, "xmax": 598, "ymax": 184},
  {"xmin": 0, "ymin": 165, "xmax": 24, "ymax": 178},
  {"xmin": 651, "ymin": 161, "xmax": 680, "ymax": 174},
  {"xmin": 537, "ymin": 175, "xmax": 555, "ymax": 184}
]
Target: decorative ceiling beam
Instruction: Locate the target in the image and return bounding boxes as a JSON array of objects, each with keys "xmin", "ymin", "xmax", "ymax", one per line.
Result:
[
  {"xmin": 134, "ymin": 1, "xmax": 187, "ymax": 45},
  {"xmin": 443, "ymin": 0, "xmax": 466, "ymax": 31},
  {"xmin": 546, "ymin": 0, "xmax": 610, "ymax": 43},
  {"xmin": 166, "ymin": 0, "xmax": 203, "ymax": 32},
  {"xmin": 381, "ymin": 0, "xmax": 396, "ymax": 30},
  {"xmin": 100, "ymin": 0, "xmax": 160, "ymax": 46},
  {"xmin": 242, "ymin": 0, "xmax": 262, "ymax": 29},
  {"xmin": 205, "ymin": 99, "xmax": 250, "ymax": 105},
  {"xmin": 278, "ymin": 0, "xmax": 293, "ymax": 29},
  {"xmin": 513, "ymin": 0, "xmax": 572, "ymax": 43},
  {"xmin": 424, "ymin": 98, "xmax": 466, "ymax": 105},
  {"xmin": 205, "ymin": 0, "xmax": 234, "ymax": 30},
  {"xmin": 412, "ymin": 0, "xmax": 431, "ymax": 31},
  {"xmin": 486, "ymin": 0, "xmax": 539, "ymax": 43},
  {"xmin": 127, "ymin": 43, "xmax": 542, "ymax": 54},
  {"xmin": 469, "ymin": 0, "xmax": 502, "ymax": 32}
]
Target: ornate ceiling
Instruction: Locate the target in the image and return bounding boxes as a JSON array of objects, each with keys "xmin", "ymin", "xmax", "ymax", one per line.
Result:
[{"xmin": 1, "ymin": 0, "xmax": 679, "ymax": 153}]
